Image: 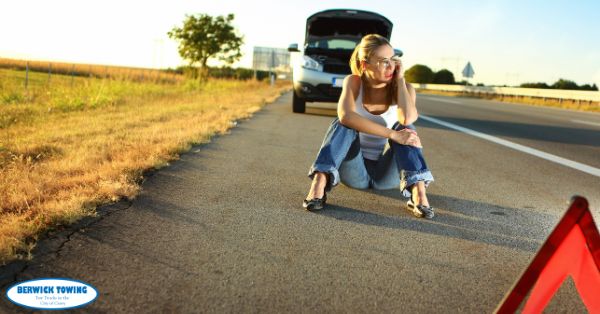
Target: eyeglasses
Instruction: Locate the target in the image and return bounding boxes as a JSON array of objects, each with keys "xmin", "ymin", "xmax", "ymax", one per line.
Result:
[{"xmin": 365, "ymin": 56, "xmax": 400, "ymax": 70}]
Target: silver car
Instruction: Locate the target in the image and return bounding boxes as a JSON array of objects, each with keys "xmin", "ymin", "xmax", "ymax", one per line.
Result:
[{"xmin": 288, "ymin": 9, "xmax": 401, "ymax": 113}]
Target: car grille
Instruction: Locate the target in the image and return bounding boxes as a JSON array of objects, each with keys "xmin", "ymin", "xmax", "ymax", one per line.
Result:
[
  {"xmin": 316, "ymin": 84, "xmax": 343, "ymax": 97},
  {"xmin": 323, "ymin": 64, "xmax": 351, "ymax": 74}
]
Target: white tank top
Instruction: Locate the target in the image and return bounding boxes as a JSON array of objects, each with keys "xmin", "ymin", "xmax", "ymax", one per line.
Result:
[{"xmin": 354, "ymin": 83, "xmax": 398, "ymax": 160}]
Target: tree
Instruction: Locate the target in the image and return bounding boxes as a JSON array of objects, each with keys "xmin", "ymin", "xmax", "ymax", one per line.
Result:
[
  {"xmin": 404, "ymin": 64, "xmax": 434, "ymax": 83},
  {"xmin": 551, "ymin": 78, "xmax": 578, "ymax": 90},
  {"xmin": 520, "ymin": 82, "xmax": 550, "ymax": 89},
  {"xmin": 168, "ymin": 13, "xmax": 243, "ymax": 78},
  {"xmin": 433, "ymin": 69, "xmax": 455, "ymax": 84},
  {"xmin": 520, "ymin": 80, "xmax": 598, "ymax": 91},
  {"xmin": 580, "ymin": 83, "xmax": 599, "ymax": 91}
]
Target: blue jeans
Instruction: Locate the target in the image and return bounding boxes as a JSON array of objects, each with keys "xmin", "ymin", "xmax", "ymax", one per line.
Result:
[{"xmin": 308, "ymin": 118, "xmax": 434, "ymax": 198}]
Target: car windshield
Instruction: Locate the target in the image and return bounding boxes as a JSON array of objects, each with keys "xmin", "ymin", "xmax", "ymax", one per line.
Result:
[{"xmin": 306, "ymin": 37, "xmax": 358, "ymax": 50}]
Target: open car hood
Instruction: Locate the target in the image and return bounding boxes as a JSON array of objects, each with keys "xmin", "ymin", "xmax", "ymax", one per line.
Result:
[{"xmin": 305, "ymin": 9, "xmax": 393, "ymax": 44}]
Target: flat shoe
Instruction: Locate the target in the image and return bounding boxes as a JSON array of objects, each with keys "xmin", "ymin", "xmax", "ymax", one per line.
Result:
[
  {"xmin": 406, "ymin": 199, "xmax": 435, "ymax": 219},
  {"xmin": 406, "ymin": 199, "xmax": 422, "ymax": 218},
  {"xmin": 417, "ymin": 204, "xmax": 435, "ymax": 219},
  {"xmin": 303, "ymin": 193, "xmax": 327, "ymax": 211}
]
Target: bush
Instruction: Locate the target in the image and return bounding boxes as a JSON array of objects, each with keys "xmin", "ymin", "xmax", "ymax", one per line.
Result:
[
  {"xmin": 433, "ymin": 69, "xmax": 455, "ymax": 84},
  {"xmin": 175, "ymin": 65, "xmax": 271, "ymax": 81},
  {"xmin": 211, "ymin": 67, "xmax": 271, "ymax": 80},
  {"xmin": 520, "ymin": 82, "xmax": 550, "ymax": 89},
  {"xmin": 551, "ymin": 79, "xmax": 579, "ymax": 90},
  {"xmin": 580, "ymin": 84, "xmax": 598, "ymax": 91},
  {"xmin": 405, "ymin": 64, "xmax": 434, "ymax": 83},
  {"xmin": 520, "ymin": 79, "xmax": 598, "ymax": 91}
]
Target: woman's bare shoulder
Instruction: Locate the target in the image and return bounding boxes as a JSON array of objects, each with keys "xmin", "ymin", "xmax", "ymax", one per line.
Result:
[{"xmin": 343, "ymin": 74, "xmax": 361, "ymax": 96}]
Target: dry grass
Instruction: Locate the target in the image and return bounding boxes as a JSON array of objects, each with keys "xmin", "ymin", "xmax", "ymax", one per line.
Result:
[
  {"xmin": 417, "ymin": 89, "xmax": 600, "ymax": 112},
  {"xmin": 0, "ymin": 68, "xmax": 291, "ymax": 265},
  {"xmin": 0, "ymin": 57, "xmax": 182, "ymax": 83}
]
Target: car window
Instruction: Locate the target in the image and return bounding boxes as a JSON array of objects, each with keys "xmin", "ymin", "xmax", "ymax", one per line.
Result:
[
  {"xmin": 307, "ymin": 38, "xmax": 357, "ymax": 50},
  {"xmin": 328, "ymin": 39, "xmax": 357, "ymax": 49}
]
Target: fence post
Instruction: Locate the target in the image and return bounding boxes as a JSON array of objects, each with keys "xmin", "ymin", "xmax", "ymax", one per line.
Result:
[
  {"xmin": 25, "ymin": 61, "xmax": 29, "ymax": 90},
  {"xmin": 47, "ymin": 62, "xmax": 52, "ymax": 85}
]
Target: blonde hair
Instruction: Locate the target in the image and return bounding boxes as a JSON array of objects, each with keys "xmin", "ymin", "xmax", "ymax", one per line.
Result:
[{"xmin": 349, "ymin": 34, "xmax": 397, "ymax": 104}]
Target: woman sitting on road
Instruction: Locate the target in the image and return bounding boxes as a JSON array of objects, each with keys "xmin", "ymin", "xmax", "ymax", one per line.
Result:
[{"xmin": 303, "ymin": 34, "xmax": 435, "ymax": 219}]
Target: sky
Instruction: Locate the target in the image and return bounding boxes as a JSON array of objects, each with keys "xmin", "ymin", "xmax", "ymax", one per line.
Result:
[{"xmin": 1, "ymin": 0, "xmax": 599, "ymax": 87}]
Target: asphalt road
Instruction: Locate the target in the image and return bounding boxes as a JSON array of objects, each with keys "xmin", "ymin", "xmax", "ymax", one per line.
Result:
[{"xmin": 2, "ymin": 92, "xmax": 599, "ymax": 313}]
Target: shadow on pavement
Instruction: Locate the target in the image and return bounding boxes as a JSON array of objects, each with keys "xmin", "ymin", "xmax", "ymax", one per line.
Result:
[{"xmin": 312, "ymin": 190, "xmax": 557, "ymax": 253}]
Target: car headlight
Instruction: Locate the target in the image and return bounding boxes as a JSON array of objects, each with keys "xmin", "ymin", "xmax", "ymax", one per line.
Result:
[{"xmin": 301, "ymin": 55, "xmax": 323, "ymax": 72}]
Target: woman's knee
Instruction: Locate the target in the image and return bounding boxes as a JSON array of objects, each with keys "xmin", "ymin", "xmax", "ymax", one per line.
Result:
[
  {"xmin": 331, "ymin": 117, "xmax": 358, "ymax": 133},
  {"xmin": 372, "ymin": 181, "xmax": 399, "ymax": 190},
  {"xmin": 393, "ymin": 124, "xmax": 416, "ymax": 132}
]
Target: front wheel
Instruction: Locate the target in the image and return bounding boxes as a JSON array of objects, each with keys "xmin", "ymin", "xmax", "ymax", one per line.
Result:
[{"xmin": 292, "ymin": 91, "xmax": 306, "ymax": 113}]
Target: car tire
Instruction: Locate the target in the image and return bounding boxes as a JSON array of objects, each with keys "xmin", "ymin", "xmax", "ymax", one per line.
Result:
[{"xmin": 292, "ymin": 91, "xmax": 306, "ymax": 113}]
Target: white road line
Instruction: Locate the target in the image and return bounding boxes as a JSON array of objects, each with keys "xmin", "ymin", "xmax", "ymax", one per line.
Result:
[
  {"xmin": 571, "ymin": 119, "xmax": 600, "ymax": 128},
  {"xmin": 419, "ymin": 115, "xmax": 600, "ymax": 178}
]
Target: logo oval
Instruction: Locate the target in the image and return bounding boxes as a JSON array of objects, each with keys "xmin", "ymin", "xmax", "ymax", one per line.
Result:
[{"xmin": 6, "ymin": 278, "xmax": 98, "ymax": 310}]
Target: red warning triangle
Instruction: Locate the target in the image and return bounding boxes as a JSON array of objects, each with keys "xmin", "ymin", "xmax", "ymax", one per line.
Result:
[{"xmin": 496, "ymin": 196, "xmax": 600, "ymax": 313}]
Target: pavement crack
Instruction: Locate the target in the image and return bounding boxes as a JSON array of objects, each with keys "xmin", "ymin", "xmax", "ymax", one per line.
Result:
[
  {"xmin": 0, "ymin": 198, "xmax": 134, "ymax": 289},
  {"xmin": 55, "ymin": 199, "xmax": 134, "ymax": 258}
]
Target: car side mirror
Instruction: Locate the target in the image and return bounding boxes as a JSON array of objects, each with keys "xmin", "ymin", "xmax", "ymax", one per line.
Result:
[
  {"xmin": 288, "ymin": 43, "xmax": 300, "ymax": 52},
  {"xmin": 394, "ymin": 48, "xmax": 403, "ymax": 57}
]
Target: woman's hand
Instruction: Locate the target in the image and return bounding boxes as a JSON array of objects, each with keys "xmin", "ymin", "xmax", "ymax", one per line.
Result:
[
  {"xmin": 389, "ymin": 128, "xmax": 422, "ymax": 148},
  {"xmin": 393, "ymin": 56, "xmax": 404, "ymax": 80}
]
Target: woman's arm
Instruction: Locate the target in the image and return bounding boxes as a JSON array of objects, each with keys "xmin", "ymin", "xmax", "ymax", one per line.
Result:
[
  {"xmin": 394, "ymin": 60, "xmax": 418, "ymax": 126},
  {"xmin": 337, "ymin": 75, "xmax": 422, "ymax": 147},
  {"xmin": 337, "ymin": 75, "xmax": 394, "ymax": 139}
]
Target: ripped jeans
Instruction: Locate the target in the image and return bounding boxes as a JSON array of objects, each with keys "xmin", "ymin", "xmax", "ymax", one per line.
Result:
[{"xmin": 307, "ymin": 118, "xmax": 434, "ymax": 198}]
